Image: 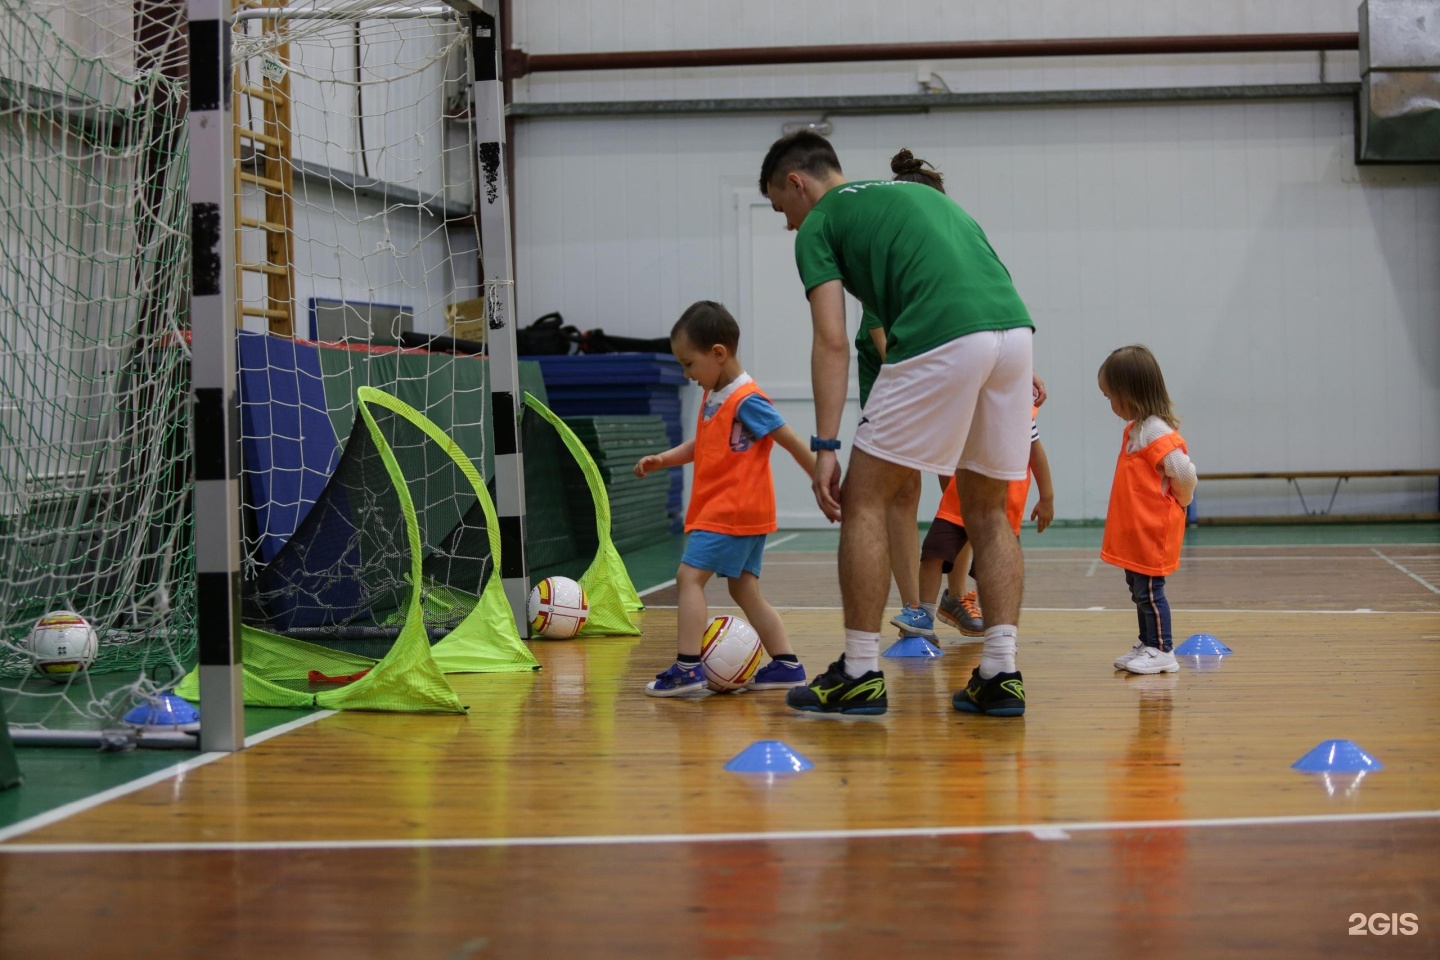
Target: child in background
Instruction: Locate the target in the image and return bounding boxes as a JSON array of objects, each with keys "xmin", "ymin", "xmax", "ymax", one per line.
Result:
[
  {"xmin": 915, "ymin": 405, "xmax": 1054, "ymax": 636},
  {"xmin": 936, "ymin": 544, "xmax": 985, "ymax": 635},
  {"xmin": 935, "ymin": 379, "xmax": 1048, "ymax": 637},
  {"xmin": 1098, "ymin": 344, "xmax": 1197, "ymax": 675},
  {"xmin": 634, "ymin": 301, "xmax": 816, "ymax": 696}
]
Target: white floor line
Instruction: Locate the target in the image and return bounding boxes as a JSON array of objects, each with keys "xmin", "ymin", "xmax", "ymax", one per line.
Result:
[
  {"xmin": 0, "ymin": 709, "xmax": 335, "ymax": 844},
  {"xmin": 3, "ymin": 807, "xmax": 1436, "ymax": 855},
  {"xmin": 634, "ymin": 533, "xmax": 802, "ymax": 598},
  {"xmin": 643, "ymin": 604, "xmax": 1423, "ymax": 615},
  {"xmin": 750, "ymin": 542, "xmax": 1438, "ymax": 553},
  {"xmin": 1086, "ymin": 559, "xmax": 1099, "ymax": 577},
  {"xmin": 1372, "ymin": 547, "xmax": 1440, "ymax": 596}
]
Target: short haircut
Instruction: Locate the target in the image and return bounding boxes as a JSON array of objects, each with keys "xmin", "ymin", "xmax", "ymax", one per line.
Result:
[
  {"xmin": 1099, "ymin": 344, "xmax": 1179, "ymax": 429},
  {"xmin": 758, "ymin": 131, "xmax": 842, "ymax": 196},
  {"xmin": 671, "ymin": 300, "xmax": 740, "ymax": 352}
]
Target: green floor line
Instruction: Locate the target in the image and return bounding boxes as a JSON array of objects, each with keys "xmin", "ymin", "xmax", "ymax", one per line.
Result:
[
  {"xmin": 0, "ymin": 706, "xmax": 312, "ymax": 832},
  {"xmin": 763, "ymin": 521, "xmax": 1440, "ymax": 553}
]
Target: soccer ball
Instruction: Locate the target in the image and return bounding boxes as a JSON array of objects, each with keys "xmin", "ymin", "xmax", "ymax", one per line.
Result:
[
  {"xmin": 527, "ymin": 576, "xmax": 588, "ymax": 639},
  {"xmin": 28, "ymin": 611, "xmax": 98, "ymax": 682},
  {"xmin": 700, "ymin": 615, "xmax": 763, "ymax": 692}
]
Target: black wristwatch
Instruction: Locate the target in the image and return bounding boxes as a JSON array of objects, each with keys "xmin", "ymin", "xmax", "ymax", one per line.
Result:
[{"xmin": 809, "ymin": 436, "xmax": 842, "ymax": 452}]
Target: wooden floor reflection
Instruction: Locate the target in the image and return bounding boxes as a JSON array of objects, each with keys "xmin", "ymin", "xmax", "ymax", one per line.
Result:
[{"xmin": 2, "ymin": 542, "xmax": 1437, "ymax": 958}]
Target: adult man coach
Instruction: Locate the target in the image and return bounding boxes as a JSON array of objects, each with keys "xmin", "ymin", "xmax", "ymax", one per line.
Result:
[{"xmin": 759, "ymin": 131, "xmax": 1035, "ymax": 717}]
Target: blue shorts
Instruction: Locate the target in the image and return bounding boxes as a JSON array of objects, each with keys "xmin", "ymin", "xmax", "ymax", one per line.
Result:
[{"xmin": 681, "ymin": 531, "xmax": 767, "ymax": 579}]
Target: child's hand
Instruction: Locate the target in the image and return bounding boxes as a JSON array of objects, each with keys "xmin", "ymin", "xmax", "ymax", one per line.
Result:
[
  {"xmin": 634, "ymin": 454, "xmax": 665, "ymax": 478},
  {"xmin": 1031, "ymin": 497, "xmax": 1054, "ymax": 533}
]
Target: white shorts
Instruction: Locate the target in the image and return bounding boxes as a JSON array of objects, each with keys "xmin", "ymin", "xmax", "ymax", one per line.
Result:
[{"xmin": 854, "ymin": 327, "xmax": 1033, "ymax": 479}]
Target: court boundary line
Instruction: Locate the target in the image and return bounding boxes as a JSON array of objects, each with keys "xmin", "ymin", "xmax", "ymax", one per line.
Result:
[
  {"xmin": 761, "ymin": 554, "xmax": 1440, "ymax": 564},
  {"xmin": 767, "ymin": 541, "xmax": 1440, "ymax": 553},
  {"xmin": 2, "ymin": 807, "xmax": 1436, "ymax": 854},
  {"xmin": 0, "ymin": 710, "xmax": 335, "ymax": 844},
  {"xmin": 636, "ymin": 532, "xmax": 799, "ymax": 598},
  {"xmin": 1372, "ymin": 547, "xmax": 1440, "ymax": 595},
  {"xmin": 639, "ymin": 604, "xmax": 1430, "ymax": 615}
]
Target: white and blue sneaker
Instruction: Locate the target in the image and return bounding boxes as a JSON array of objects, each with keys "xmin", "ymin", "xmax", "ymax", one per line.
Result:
[
  {"xmin": 746, "ymin": 659, "xmax": 807, "ymax": 690},
  {"xmin": 645, "ymin": 661, "xmax": 707, "ymax": 697},
  {"xmin": 889, "ymin": 604, "xmax": 937, "ymax": 639}
]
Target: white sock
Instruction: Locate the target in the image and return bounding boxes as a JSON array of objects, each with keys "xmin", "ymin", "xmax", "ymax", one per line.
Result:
[
  {"xmin": 920, "ymin": 601, "xmax": 937, "ymax": 616},
  {"xmin": 843, "ymin": 629, "xmax": 881, "ymax": 677},
  {"xmin": 979, "ymin": 625, "xmax": 1018, "ymax": 679}
]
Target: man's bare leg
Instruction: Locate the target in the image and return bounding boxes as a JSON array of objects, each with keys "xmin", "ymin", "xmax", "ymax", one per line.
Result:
[
  {"xmin": 821, "ymin": 448, "xmax": 916, "ymax": 678},
  {"xmin": 886, "ymin": 471, "xmax": 922, "ymax": 608},
  {"xmin": 955, "ymin": 469, "xmax": 1024, "ymax": 679}
]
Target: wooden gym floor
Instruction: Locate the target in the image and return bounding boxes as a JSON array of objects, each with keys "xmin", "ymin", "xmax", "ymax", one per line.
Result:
[{"xmin": 1, "ymin": 530, "xmax": 1438, "ymax": 958}]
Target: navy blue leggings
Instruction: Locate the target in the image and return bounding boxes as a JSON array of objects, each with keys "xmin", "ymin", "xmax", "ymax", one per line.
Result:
[{"xmin": 1124, "ymin": 570, "xmax": 1172, "ymax": 652}]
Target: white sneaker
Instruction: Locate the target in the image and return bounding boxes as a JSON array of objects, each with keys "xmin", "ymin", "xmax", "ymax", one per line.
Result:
[
  {"xmin": 1113, "ymin": 643, "xmax": 1146, "ymax": 670},
  {"xmin": 1122, "ymin": 646, "xmax": 1179, "ymax": 675}
]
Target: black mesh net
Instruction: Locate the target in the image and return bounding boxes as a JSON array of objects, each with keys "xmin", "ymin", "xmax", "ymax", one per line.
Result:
[
  {"xmin": 244, "ymin": 402, "xmax": 492, "ymax": 659},
  {"xmin": 521, "ymin": 404, "xmax": 599, "ymax": 583}
]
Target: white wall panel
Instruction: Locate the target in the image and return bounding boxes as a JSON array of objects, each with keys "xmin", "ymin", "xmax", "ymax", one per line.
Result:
[
  {"xmin": 512, "ymin": 94, "xmax": 1440, "ymax": 525},
  {"xmin": 513, "ymin": 0, "xmax": 1366, "ymax": 104},
  {"xmin": 507, "ymin": 4, "xmax": 1438, "ymax": 524}
]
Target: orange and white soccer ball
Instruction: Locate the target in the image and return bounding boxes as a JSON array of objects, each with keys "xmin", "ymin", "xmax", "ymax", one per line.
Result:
[
  {"xmin": 527, "ymin": 576, "xmax": 588, "ymax": 639},
  {"xmin": 28, "ymin": 610, "xmax": 98, "ymax": 682},
  {"xmin": 700, "ymin": 615, "xmax": 763, "ymax": 692}
]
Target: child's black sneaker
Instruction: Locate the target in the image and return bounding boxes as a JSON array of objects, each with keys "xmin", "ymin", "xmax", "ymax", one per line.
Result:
[
  {"xmin": 785, "ymin": 655, "xmax": 887, "ymax": 715},
  {"xmin": 952, "ymin": 667, "xmax": 1026, "ymax": 717}
]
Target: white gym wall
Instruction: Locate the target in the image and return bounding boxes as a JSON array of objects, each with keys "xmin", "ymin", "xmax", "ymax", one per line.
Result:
[
  {"xmin": 234, "ymin": 19, "xmax": 479, "ymax": 338},
  {"xmin": 509, "ymin": 1, "xmax": 1440, "ymax": 526}
]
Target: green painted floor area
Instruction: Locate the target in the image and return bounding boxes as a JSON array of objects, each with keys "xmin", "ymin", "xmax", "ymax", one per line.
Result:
[
  {"xmin": 620, "ymin": 521, "xmax": 1440, "ymax": 593},
  {"xmin": 762, "ymin": 521, "xmax": 1440, "ymax": 555},
  {"xmin": 618, "ymin": 533, "xmax": 688, "ymax": 595},
  {"xmin": 0, "ymin": 701, "xmax": 315, "ymax": 833}
]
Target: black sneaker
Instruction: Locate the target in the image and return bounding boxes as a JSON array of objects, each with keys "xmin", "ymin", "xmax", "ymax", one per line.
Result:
[
  {"xmin": 785, "ymin": 655, "xmax": 888, "ymax": 715},
  {"xmin": 952, "ymin": 667, "xmax": 1026, "ymax": 717}
]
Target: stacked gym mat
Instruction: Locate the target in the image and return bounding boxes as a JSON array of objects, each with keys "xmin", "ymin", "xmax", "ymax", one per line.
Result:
[
  {"xmin": 531, "ymin": 354, "xmax": 687, "ymax": 539},
  {"xmin": 563, "ymin": 416, "xmax": 674, "ymax": 553}
]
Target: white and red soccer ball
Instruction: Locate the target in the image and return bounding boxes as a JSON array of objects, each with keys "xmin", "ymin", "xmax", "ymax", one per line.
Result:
[
  {"xmin": 527, "ymin": 576, "xmax": 589, "ymax": 639},
  {"xmin": 700, "ymin": 615, "xmax": 763, "ymax": 692},
  {"xmin": 27, "ymin": 610, "xmax": 98, "ymax": 682}
]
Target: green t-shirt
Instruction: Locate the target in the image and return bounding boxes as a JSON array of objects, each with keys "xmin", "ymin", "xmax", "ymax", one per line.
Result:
[
  {"xmin": 795, "ymin": 180, "xmax": 1033, "ymax": 364},
  {"xmin": 856, "ymin": 310, "xmax": 882, "ymax": 407}
]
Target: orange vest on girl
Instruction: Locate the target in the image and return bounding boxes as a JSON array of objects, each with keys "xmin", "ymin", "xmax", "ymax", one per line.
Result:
[
  {"xmin": 684, "ymin": 380, "xmax": 777, "ymax": 536},
  {"xmin": 1100, "ymin": 423, "xmax": 1188, "ymax": 576},
  {"xmin": 935, "ymin": 406, "xmax": 1037, "ymax": 536}
]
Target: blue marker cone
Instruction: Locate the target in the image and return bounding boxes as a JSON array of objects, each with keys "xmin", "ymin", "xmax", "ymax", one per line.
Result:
[
  {"xmin": 1292, "ymin": 739, "xmax": 1383, "ymax": 773},
  {"xmin": 724, "ymin": 740, "xmax": 814, "ymax": 774},
  {"xmin": 1176, "ymin": 633, "xmax": 1232, "ymax": 656},
  {"xmin": 883, "ymin": 635, "xmax": 943, "ymax": 659},
  {"xmin": 123, "ymin": 693, "xmax": 200, "ymax": 730}
]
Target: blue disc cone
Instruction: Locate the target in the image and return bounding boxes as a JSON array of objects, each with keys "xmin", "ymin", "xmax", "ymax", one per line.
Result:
[
  {"xmin": 724, "ymin": 740, "xmax": 814, "ymax": 774},
  {"xmin": 883, "ymin": 635, "xmax": 943, "ymax": 659},
  {"xmin": 1176, "ymin": 633, "xmax": 1232, "ymax": 656},
  {"xmin": 123, "ymin": 693, "xmax": 201, "ymax": 729},
  {"xmin": 1292, "ymin": 739, "xmax": 1383, "ymax": 773},
  {"xmin": 1179, "ymin": 655, "xmax": 1226, "ymax": 672}
]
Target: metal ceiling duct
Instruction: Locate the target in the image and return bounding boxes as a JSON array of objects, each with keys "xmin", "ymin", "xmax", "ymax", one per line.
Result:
[{"xmin": 1359, "ymin": 0, "xmax": 1440, "ymax": 162}]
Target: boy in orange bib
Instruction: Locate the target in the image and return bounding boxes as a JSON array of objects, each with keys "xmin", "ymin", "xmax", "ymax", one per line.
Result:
[
  {"xmin": 1098, "ymin": 345, "xmax": 1197, "ymax": 675},
  {"xmin": 634, "ymin": 301, "xmax": 817, "ymax": 696}
]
